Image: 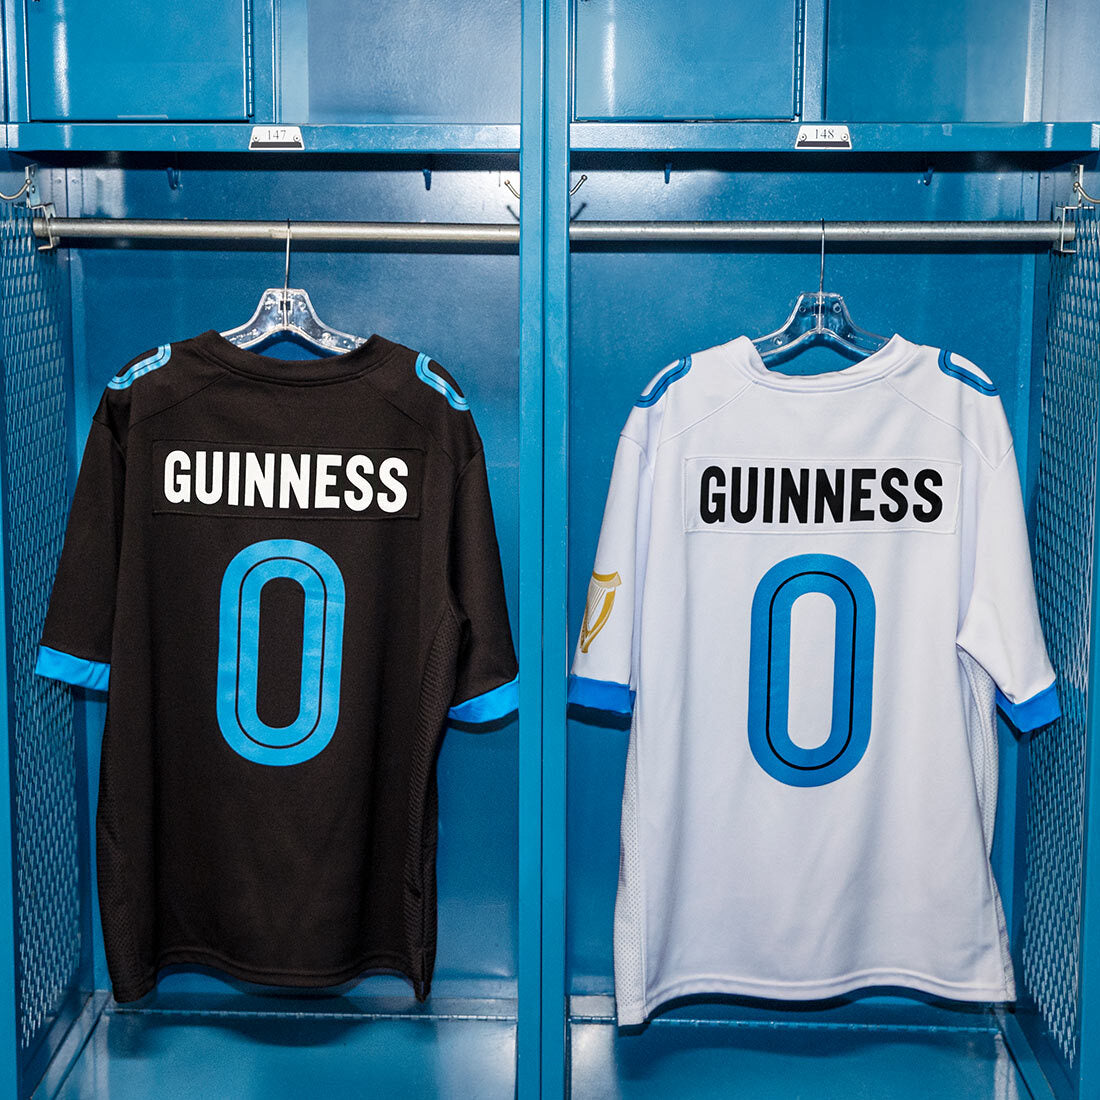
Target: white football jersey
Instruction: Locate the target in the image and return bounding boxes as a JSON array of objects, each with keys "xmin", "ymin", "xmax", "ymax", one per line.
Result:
[{"xmin": 569, "ymin": 334, "xmax": 1059, "ymax": 1027}]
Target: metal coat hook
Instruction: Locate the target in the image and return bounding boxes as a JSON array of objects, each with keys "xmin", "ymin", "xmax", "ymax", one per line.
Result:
[
  {"xmin": 1073, "ymin": 164, "xmax": 1100, "ymax": 206},
  {"xmin": 1055, "ymin": 165, "xmax": 1098, "ymax": 255},
  {"xmin": 502, "ymin": 175, "xmax": 586, "ymax": 202}
]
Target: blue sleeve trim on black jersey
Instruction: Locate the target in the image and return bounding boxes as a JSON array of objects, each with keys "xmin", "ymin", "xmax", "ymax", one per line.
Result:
[
  {"xmin": 567, "ymin": 674, "xmax": 635, "ymax": 714},
  {"xmin": 938, "ymin": 349, "xmax": 997, "ymax": 396},
  {"xmin": 35, "ymin": 645, "xmax": 110, "ymax": 692},
  {"xmin": 448, "ymin": 675, "xmax": 518, "ymax": 723},
  {"xmin": 997, "ymin": 680, "xmax": 1061, "ymax": 732},
  {"xmin": 107, "ymin": 344, "xmax": 172, "ymax": 390},
  {"xmin": 415, "ymin": 352, "xmax": 470, "ymax": 412}
]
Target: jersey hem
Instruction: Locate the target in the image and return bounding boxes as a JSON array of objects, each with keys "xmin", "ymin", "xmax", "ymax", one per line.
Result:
[
  {"xmin": 618, "ymin": 970, "xmax": 1014, "ymax": 1026},
  {"xmin": 112, "ymin": 947, "xmax": 425, "ymax": 1004}
]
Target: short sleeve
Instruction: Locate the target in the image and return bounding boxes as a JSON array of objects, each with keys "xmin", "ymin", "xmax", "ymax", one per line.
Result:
[
  {"xmin": 446, "ymin": 449, "xmax": 519, "ymax": 724},
  {"xmin": 956, "ymin": 446, "xmax": 1059, "ymax": 732},
  {"xmin": 36, "ymin": 418, "xmax": 125, "ymax": 691},
  {"xmin": 568, "ymin": 434, "xmax": 651, "ymax": 714}
]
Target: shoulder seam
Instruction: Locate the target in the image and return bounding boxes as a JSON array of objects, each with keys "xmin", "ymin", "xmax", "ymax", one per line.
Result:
[
  {"xmin": 654, "ymin": 381, "xmax": 754, "ymax": 455},
  {"xmin": 884, "ymin": 377, "xmax": 1010, "ymax": 469},
  {"xmin": 362, "ymin": 372, "xmax": 464, "ymax": 471},
  {"xmin": 125, "ymin": 373, "xmax": 231, "ymax": 439}
]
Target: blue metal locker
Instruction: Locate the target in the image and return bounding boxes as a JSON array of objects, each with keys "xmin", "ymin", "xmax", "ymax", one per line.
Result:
[{"xmin": 0, "ymin": 1, "xmax": 1096, "ymax": 1097}]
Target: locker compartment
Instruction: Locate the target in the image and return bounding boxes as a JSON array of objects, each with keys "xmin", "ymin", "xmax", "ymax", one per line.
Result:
[
  {"xmin": 24, "ymin": 0, "xmax": 251, "ymax": 121},
  {"xmin": 573, "ymin": 0, "xmax": 800, "ymax": 121},
  {"xmin": 0, "ymin": 158, "xmax": 523, "ymax": 1097},
  {"xmin": 302, "ymin": 0, "xmax": 521, "ymax": 123}
]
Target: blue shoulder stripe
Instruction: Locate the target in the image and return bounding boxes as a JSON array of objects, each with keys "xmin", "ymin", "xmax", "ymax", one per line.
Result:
[
  {"xmin": 635, "ymin": 356, "xmax": 692, "ymax": 408},
  {"xmin": 415, "ymin": 352, "xmax": 470, "ymax": 411},
  {"xmin": 107, "ymin": 344, "xmax": 172, "ymax": 390},
  {"xmin": 938, "ymin": 349, "xmax": 996, "ymax": 396}
]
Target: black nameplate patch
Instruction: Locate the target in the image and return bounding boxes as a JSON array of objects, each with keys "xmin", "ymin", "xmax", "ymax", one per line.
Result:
[{"xmin": 153, "ymin": 442, "xmax": 423, "ymax": 520}]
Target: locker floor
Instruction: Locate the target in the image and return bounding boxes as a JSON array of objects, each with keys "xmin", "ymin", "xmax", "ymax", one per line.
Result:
[
  {"xmin": 46, "ymin": 1002, "xmax": 517, "ymax": 1099},
  {"xmin": 570, "ymin": 1019, "xmax": 1028, "ymax": 1100}
]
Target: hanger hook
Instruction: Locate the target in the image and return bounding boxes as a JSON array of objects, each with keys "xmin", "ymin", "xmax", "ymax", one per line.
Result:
[
  {"xmin": 817, "ymin": 218, "xmax": 826, "ymax": 330},
  {"xmin": 282, "ymin": 220, "xmax": 292, "ymax": 328},
  {"xmin": 818, "ymin": 218, "xmax": 825, "ymax": 297}
]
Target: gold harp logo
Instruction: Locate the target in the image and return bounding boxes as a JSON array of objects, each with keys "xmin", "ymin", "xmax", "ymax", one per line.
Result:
[{"xmin": 580, "ymin": 571, "xmax": 622, "ymax": 653}]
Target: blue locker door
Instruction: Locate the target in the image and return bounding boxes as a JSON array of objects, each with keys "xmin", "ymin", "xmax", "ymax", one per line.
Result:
[
  {"xmin": 25, "ymin": 0, "xmax": 250, "ymax": 121},
  {"xmin": 573, "ymin": 0, "xmax": 799, "ymax": 121}
]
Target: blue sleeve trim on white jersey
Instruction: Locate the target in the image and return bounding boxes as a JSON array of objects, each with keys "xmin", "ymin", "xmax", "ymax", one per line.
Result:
[
  {"xmin": 568, "ymin": 674, "xmax": 635, "ymax": 714},
  {"xmin": 35, "ymin": 645, "xmax": 110, "ymax": 692},
  {"xmin": 107, "ymin": 344, "xmax": 172, "ymax": 390},
  {"xmin": 634, "ymin": 356, "xmax": 692, "ymax": 408},
  {"xmin": 448, "ymin": 675, "xmax": 518, "ymax": 723},
  {"xmin": 996, "ymin": 680, "xmax": 1061, "ymax": 732},
  {"xmin": 938, "ymin": 349, "xmax": 997, "ymax": 396},
  {"xmin": 415, "ymin": 352, "xmax": 470, "ymax": 412}
]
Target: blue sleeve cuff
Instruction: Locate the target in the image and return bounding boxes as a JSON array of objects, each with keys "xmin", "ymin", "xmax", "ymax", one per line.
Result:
[
  {"xmin": 35, "ymin": 645, "xmax": 110, "ymax": 692},
  {"xmin": 997, "ymin": 680, "xmax": 1061, "ymax": 732},
  {"xmin": 448, "ymin": 675, "xmax": 518, "ymax": 724},
  {"xmin": 567, "ymin": 674, "xmax": 635, "ymax": 715}
]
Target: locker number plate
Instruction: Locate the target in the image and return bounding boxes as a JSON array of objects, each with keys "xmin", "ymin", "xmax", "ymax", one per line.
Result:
[
  {"xmin": 249, "ymin": 126, "xmax": 305, "ymax": 151},
  {"xmin": 795, "ymin": 125, "xmax": 852, "ymax": 150}
]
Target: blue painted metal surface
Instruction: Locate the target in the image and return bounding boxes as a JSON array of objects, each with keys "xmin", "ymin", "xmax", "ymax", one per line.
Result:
[
  {"xmin": 569, "ymin": 121, "xmax": 1100, "ymax": 153},
  {"xmin": 54, "ymin": 1009, "xmax": 516, "ymax": 1099},
  {"xmin": 571, "ymin": 1018, "xmax": 1027, "ymax": 1099},
  {"xmin": 6, "ymin": 123, "xmax": 522, "ymax": 154},
  {"xmin": 542, "ymin": 3, "xmax": 570, "ymax": 1097},
  {"xmin": 573, "ymin": 0, "xmax": 798, "ymax": 122},
  {"xmin": 517, "ymin": 0, "xmax": 546, "ymax": 1093},
  {"xmin": 303, "ymin": 0, "xmax": 519, "ymax": 124},
  {"xmin": 825, "ymin": 1, "xmax": 1034, "ymax": 123},
  {"xmin": 25, "ymin": 0, "xmax": 250, "ymax": 122}
]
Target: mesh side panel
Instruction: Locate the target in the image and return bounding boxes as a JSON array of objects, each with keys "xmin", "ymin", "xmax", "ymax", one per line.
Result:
[
  {"xmin": 612, "ymin": 720, "xmax": 645, "ymax": 1023},
  {"xmin": 0, "ymin": 206, "xmax": 80, "ymax": 1055},
  {"xmin": 1023, "ymin": 204, "xmax": 1100, "ymax": 1070}
]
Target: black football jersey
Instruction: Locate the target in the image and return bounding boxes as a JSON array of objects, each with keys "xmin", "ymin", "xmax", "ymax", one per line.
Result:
[{"xmin": 37, "ymin": 330, "xmax": 518, "ymax": 1003}]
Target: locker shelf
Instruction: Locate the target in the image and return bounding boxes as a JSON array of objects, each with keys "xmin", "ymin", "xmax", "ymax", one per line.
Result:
[
  {"xmin": 48, "ymin": 1005, "xmax": 516, "ymax": 1100},
  {"xmin": 4, "ymin": 123, "xmax": 521, "ymax": 155},
  {"xmin": 570, "ymin": 121, "xmax": 1100, "ymax": 154}
]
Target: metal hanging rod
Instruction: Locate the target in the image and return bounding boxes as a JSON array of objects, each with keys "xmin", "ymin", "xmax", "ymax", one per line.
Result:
[{"xmin": 30, "ymin": 216, "xmax": 1073, "ymax": 248}]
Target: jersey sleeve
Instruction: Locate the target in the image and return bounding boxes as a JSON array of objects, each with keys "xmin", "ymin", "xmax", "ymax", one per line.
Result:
[
  {"xmin": 956, "ymin": 447, "xmax": 1060, "ymax": 732},
  {"xmin": 445, "ymin": 449, "xmax": 519, "ymax": 724},
  {"xmin": 568, "ymin": 434, "xmax": 650, "ymax": 714},
  {"xmin": 35, "ymin": 417, "xmax": 125, "ymax": 691}
]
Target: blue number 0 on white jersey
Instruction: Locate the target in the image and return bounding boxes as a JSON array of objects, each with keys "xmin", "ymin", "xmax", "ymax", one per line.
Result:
[{"xmin": 569, "ymin": 335, "xmax": 1059, "ymax": 1026}]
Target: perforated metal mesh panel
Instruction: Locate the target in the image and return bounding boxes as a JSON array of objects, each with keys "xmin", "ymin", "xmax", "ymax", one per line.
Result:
[
  {"xmin": 0, "ymin": 206, "xmax": 80, "ymax": 1056},
  {"xmin": 1024, "ymin": 204, "xmax": 1100, "ymax": 1071}
]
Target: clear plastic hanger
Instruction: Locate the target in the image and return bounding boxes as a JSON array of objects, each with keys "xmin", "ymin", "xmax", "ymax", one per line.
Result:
[
  {"xmin": 752, "ymin": 219, "xmax": 890, "ymax": 367},
  {"xmin": 220, "ymin": 221, "xmax": 367, "ymax": 354}
]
